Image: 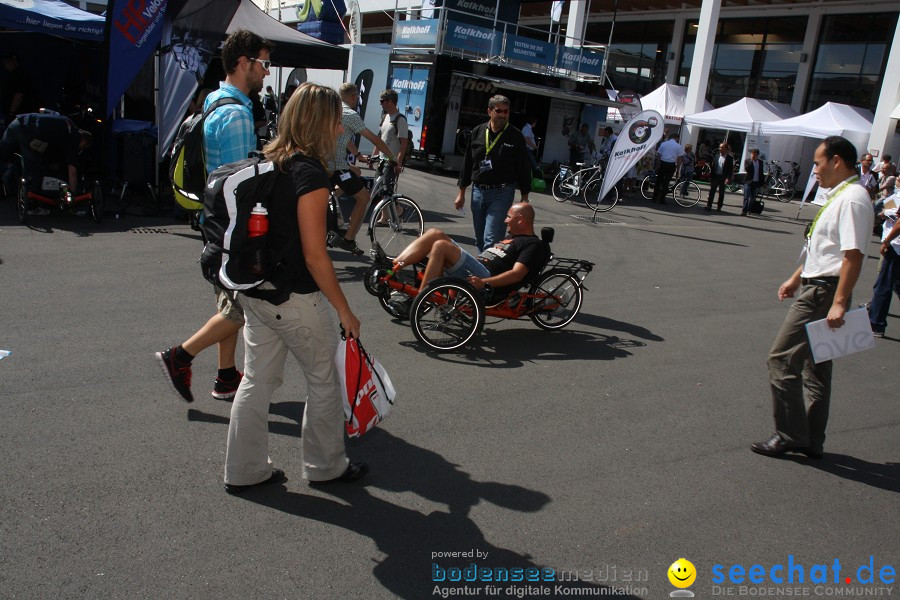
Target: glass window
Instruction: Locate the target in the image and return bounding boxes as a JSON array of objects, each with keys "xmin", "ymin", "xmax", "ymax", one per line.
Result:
[
  {"xmin": 806, "ymin": 12, "xmax": 898, "ymax": 111},
  {"xmin": 680, "ymin": 16, "xmax": 806, "ymax": 107}
]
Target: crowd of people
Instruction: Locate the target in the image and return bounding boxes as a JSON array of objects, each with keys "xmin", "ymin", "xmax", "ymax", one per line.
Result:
[{"xmin": 2, "ymin": 27, "xmax": 867, "ymax": 492}]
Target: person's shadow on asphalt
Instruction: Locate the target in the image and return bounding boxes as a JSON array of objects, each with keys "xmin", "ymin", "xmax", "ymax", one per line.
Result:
[
  {"xmin": 232, "ymin": 429, "xmax": 644, "ymax": 600},
  {"xmin": 786, "ymin": 453, "xmax": 900, "ymax": 493}
]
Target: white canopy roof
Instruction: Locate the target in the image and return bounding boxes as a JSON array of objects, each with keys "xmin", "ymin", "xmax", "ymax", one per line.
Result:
[
  {"xmin": 683, "ymin": 97, "xmax": 798, "ymax": 132},
  {"xmin": 639, "ymin": 83, "xmax": 714, "ymax": 125},
  {"xmin": 758, "ymin": 102, "xmax": 874, "ymax": 152}
]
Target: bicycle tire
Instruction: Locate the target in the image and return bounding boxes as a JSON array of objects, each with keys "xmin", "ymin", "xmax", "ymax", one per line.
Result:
[
  {"xmin": 584, "ymin": 179, "xmax": 618, "ymax": 212},
  {"xmin": 673, "ymin": 181, "xmax": 701, "ymax": 207},
  {"xmin": 368, "ymin": 195, "xmax": 424, "ymax": 259},
  {"xmin": 640, "ymin": 175, "xmax": 655, "ymax": 200},
  {"xmin": 779, "ymin": 177, "xmax": 796, "ymax": 202},
  {"xmin": 551, "ymin": 171, "xmax": 578, "ymax": 203}
]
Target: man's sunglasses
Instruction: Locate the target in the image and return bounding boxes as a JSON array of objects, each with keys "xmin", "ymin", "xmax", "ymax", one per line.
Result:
[
  {"xmin": 492, "ymin": 108, "xmax": 509, "ymax": 114},
  {"xmin": 249, "ymin": 57, "xmax": 271, "ymax": 70}
]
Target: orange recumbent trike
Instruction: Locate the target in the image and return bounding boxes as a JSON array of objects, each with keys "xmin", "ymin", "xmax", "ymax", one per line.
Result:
[
  {"xmin": 364, "ymin": 228, "xmax": 594, "ymax": 352},
  {"xmin": 13, "ymin": 153, "xmax": 103, "ymax": 224}
]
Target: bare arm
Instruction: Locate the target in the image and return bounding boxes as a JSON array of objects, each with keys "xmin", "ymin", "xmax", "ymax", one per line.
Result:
[
  {"xmin": 468, "ymin": 262, "xmax": 529, "ymax": 290},
  {"xmin": 778, "ymin": 265, "xmax": 803, "ymax": 301},
  {"xmin": 826, "ymin": 249, "xmax": 865, "ymax": 328},
  {"xmin": 68, "ymin": 165, "xmax": 79, "ymax": 196},
  {"xmin": 297, "ymin": 188, "xmax": 361, "ymax": 338},
  {"xmin": 361, "ymin": 129, "xmax": 393, "ymax": 159}
]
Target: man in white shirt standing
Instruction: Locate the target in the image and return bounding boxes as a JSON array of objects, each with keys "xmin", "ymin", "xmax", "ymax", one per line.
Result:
[
  {"xmin": 752, "ymin": 136, "xmax": 874, "ymax": 460},
  {"xmin": 652, "ymin": 134, "xmax": 684, "ymax": 205},
  {"xmin": 522, "ymin": 115, "xmax": 539, "ymax": 170}
]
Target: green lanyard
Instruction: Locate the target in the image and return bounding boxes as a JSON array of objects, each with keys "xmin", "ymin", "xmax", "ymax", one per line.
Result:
[
  {"xmin": 806, "ymin": 176, "xmax": 859, "ymax": 239},
  {"xmin": 484, "ymin": 123, "xmax": 508, "ymax": 157}
]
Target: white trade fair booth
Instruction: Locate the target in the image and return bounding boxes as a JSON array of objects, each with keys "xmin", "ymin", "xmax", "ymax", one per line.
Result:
[
  {"xmin": 640, "ymin": 83, "xmax": 715, "ymax": 126},
  {"xmin": 684, "ymin": 98, "xmax": 801, "ymax": 175},
  {"xmin": 606, "ymin": 83, "xmax": 714, "ymax": 126},
  {"xmin": 759, "ymin": 102, "xmax": 876, "ymax": 203}
]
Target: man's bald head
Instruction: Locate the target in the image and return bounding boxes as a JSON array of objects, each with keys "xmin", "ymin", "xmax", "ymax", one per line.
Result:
[{"xmin": 511, "ymin": 202, "xmax": 534, "ymax": 225}]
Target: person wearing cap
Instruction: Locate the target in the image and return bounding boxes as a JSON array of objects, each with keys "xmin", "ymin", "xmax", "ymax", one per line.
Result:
[{"xmin": 0, "ymin": 111, "xmax": 92, "ymax": 212}]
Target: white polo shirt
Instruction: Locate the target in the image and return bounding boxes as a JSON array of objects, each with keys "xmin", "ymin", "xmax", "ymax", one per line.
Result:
[{"xmin": 802, "ymin": 177, "xmax": 874, "ymax": 278}]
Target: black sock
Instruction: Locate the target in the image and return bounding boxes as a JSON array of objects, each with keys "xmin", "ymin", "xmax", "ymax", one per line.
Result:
[
  {"xmin": 218, "ymin": 367, "xmax": 239, "ymax": 381},
  {"xmin": 174, "ymin": 346, "xmax": 194, "ymax": 363}
]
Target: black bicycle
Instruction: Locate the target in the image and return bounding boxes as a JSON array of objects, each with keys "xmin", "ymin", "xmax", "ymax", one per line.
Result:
[{"xmin": 640, "ymin": 171, "xmax": 701, "ymax": 207}]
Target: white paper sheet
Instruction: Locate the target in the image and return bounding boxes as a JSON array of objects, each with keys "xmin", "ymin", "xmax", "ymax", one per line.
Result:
[{"xmin": 805, "ymin": 307, "xmax": 876, "ymax": 363}]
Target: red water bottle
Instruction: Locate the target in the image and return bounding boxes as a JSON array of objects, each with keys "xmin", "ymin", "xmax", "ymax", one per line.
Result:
[
  {"xmin": 248, "ymin": 203, "xmax": 269, "ymax": 237},
  {"xmin": 248, "ymin": 203, "xmax": 269, "ymax": 275}
]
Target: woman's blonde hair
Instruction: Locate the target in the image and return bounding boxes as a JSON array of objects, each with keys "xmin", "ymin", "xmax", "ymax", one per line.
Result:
[{"xmin": 264, "ymin": 82, "xmax": 341, "ymax": 171}]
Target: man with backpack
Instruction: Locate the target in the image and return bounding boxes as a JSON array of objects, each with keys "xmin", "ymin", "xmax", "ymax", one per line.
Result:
[
  {"xmin": 156, "ymin": 29, "xmax": 272, "ymax": 403},
  {"xmin": 373, "ymin": 89, "xmax": 408, "ymax": 189}
]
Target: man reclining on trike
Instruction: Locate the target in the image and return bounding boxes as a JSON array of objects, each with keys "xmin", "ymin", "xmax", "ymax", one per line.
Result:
[{"xmin": 385, "ymin": 202, "xmax": 548, "ymax": 315}]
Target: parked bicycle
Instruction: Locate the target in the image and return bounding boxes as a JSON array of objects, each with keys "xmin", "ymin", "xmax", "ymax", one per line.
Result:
[
  {"xmin": 640, "ymin": 170, "xmax": 702, "ymax": 207},
  {"xmin": 551, "ymin": 160, "xmax": 619, "ymax": 212},
  {"xmin": 760, "ymin": 160, "xmax": 800, "ymax": 202},
  {"xmin": 326, "ymin": 157, "xmax": 424, "ymax": 259}
]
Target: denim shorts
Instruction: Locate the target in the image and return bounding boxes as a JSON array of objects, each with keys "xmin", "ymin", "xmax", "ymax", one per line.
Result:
[{"xmin": 444, "ymin": 242, "xmax": 490, "ymax": 279}]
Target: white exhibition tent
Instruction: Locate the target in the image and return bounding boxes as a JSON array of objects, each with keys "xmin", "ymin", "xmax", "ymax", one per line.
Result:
[
  {"xmin": 759, "ymin": 102, "xmax": 876, "ymax": 203},
  {"xmin": 758, "ymin": 102, "xmax": 875, "ymax": 153},
  {"xmin": 640, "ymin": 83, "xmax": 715, "ymax": 125},
  {"xmin": 683, "ymin": 97, "xmax": 798, "ymax": 132},
  {"xmin": 684, "ymin": 97, "xmax": 801, "ymax": 178}
]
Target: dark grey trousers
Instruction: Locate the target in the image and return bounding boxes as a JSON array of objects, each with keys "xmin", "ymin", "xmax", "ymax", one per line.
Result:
[{"xmin": 767, "ymin": 282, "xmax": 848, "ymax": 453}]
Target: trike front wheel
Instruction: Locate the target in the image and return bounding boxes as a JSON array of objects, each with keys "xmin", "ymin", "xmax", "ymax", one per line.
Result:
[
  {"xmin": 410, "ymin": 277, "xmax": 484, "ymax": 351},
  {"xmin": 369, "ymin": 195, "xmax": 424, "ymax": 259}
]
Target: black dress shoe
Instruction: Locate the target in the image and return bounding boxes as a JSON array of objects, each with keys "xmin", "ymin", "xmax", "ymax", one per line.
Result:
[
  {"xmin": 310, "ymin": 461, "xmax": 369, "ymax": 485},
  {"xmin": 750, "ymin": 434, "xmax": 804, "ymax": 457},
  {"xmin": 704, "ymin": 206, "xmax": 711, "ymax": 212},
  {"xmin": 224, "ymin": 468, "xmax": 285, "ymax": 494}
]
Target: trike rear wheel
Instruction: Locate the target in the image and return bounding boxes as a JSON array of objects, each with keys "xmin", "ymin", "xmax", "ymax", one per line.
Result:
[
  {"xmin": 528, "ymin": 270, "xmax": 583, "ymax": 330},
  {"xmin": 410, "ymin": 277, "xmax": 484, "ymax": 351}
]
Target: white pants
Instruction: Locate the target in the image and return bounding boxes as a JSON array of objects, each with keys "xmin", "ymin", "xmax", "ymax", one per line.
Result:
[{"xmin": 224, "ymin": 292, "xmax": 349, "ymax": 485}]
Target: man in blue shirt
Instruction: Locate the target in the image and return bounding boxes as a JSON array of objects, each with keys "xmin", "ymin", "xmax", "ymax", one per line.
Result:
[{"xmin": 157, "ymin": 30, "xmax": 271, "ymax": 403}]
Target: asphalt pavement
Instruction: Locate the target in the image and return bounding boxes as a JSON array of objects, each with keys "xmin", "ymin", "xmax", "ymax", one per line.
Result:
[{"xmin": 1, "ymin": 165, "xmax": 897, "ymax": 600}]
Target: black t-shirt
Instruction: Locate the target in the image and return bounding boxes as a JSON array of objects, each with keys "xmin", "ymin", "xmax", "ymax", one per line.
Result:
[
  {"xmin": 262, "ymin": 153, "xmax": 331, "ymax": 300},
  {"xmin": 479, "ymin": 234, "xmax": 548, "ymax": 283},
  {"xmin": 19, "ymin": 113, "xmax": 81, "ymax": 164}
]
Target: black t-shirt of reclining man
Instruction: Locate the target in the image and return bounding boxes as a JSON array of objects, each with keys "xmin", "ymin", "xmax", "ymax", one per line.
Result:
[{"xmin": 478, "ymin": 234, "xmax": 548, "ymax": 287}]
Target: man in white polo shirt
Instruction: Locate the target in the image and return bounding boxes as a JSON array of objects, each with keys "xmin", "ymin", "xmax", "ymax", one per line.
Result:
[
  {"xmin": 652, "ymin": 134, "xmax": 684, "ymax": 205},
  {"xmin": 752, "ymin": 136, "xmax": 873, "ymax": 460}
]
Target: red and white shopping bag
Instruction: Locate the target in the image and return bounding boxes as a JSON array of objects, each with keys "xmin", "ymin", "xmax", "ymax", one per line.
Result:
[{"xmin": 335, "ymin": 335, "xmax": 396, "ymax": 437}]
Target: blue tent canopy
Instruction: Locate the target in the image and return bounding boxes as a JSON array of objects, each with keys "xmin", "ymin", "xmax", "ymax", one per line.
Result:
[{"xmin": 0, "ymin": 0, "xmax": 104, "ymax": 42}]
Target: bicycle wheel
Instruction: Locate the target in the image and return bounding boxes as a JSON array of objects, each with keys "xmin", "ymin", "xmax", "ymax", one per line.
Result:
[
  {"xmin": 410, "ymin": 277, "xmax": 485, "ymax": 351},
  {"xmin": 779, "ymin": 177, "xmax": 796, "ymax": 201},
  {"xmin": 89, "ymin": 180, "xmax": 104, "ymax": 223},
  {"xmin": 673, "ymin": 181, "xmax": 701, "ymax": 207},
  {"xmin": 584, "ymin": 179, "xmax": 618, "ymax": 212},
  {"xmin": 16, "ymin": 178, "xmax": 27, "ymax": 224},
  {"xmin": 368, "ymin": 195, "xmax": 424, "ymax": 259},
  {"xmin": 551, "ymin": 171, "xmax": 578, "ymax": 203},
  {"xmin": 771, "ymin": 180, "xmax": 791, "ymax": 202},
  {"xmin": 640, "ymin": 175, "xmax": 655, "ymax": 200},
  {"xmin": 527, "ymin": 270, "xmax": 583, "ymax": 330}
]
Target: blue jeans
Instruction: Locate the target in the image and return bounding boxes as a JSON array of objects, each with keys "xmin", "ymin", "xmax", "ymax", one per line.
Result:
[
  {"xmin": 471, "ymin": 185, "xmax": 515, "ymax": 252},
  {"xmin": 868, "ymin": 245, "xmax": 900, "ymax": 334},
  {"xmin": 679, "ymin": 170, "xmax": 694, "ymax": 195},
  {"xmin": 742, "ymin": 182, "xmax": 761, "ymax": 213}
]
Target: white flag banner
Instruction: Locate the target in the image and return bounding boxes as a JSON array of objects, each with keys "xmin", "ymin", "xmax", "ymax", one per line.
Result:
[
  {"xmin": 551, "ymin": 0, "xmax": 564, "ymax": 23},
  {"xmin": 598, "ymin": 110, "xmax": 665, "ymax": 203}
]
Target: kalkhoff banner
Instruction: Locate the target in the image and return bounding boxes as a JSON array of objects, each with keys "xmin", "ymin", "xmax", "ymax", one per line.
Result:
[
  {"xmin": 597, "ymin": 110, "xmax": 664, "ymax": 204},
  {"xmin": 105, "ymin": 0, "xmax": 168, "ymax": 118}
]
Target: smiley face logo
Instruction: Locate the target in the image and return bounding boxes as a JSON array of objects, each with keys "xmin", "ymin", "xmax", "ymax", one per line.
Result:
[{"xmin": 668, "ymin": 558, "xmax": 696, "ymax": 588}]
